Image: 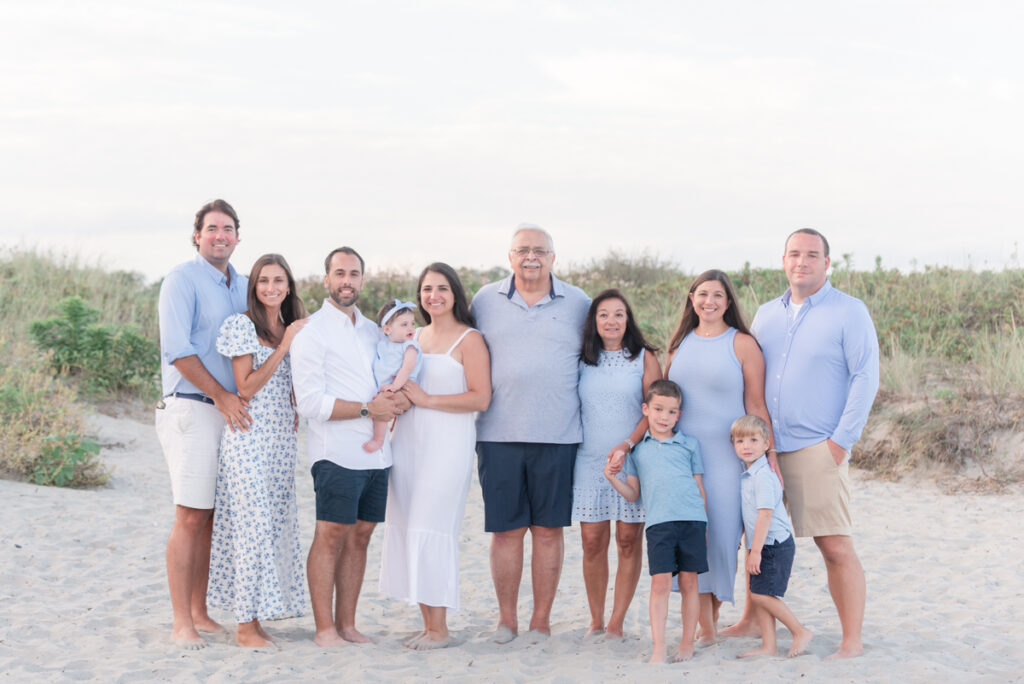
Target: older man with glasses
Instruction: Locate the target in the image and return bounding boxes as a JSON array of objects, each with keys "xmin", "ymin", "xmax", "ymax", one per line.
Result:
[{"xmin": 470, "ymin": 223, "xmax": 591, "ymax": 643}]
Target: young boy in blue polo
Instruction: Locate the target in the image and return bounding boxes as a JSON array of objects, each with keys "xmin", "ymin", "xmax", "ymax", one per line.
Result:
[
  {"xmin": 604, "ymin": 379, "xmax": 707, "ymax": 663},
  {"xmin": 731, "ymin": 414, "xmax": 813, "ymax": 659}
]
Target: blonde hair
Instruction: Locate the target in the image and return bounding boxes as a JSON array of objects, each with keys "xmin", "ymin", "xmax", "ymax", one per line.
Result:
[{"xmin": 730, "ymin": 414, "xmax": 770, "ymax": 443}]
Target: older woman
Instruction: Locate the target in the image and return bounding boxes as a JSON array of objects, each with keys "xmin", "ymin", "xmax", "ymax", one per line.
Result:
[
  {"xmin": 664, "ymin": 269, "xmax": 776, "ymax": 645},
  {"xmin": 207, "ymin": 254, "xmax": 308, "ymax": 647},
  {"xmin": 379, "ymin": 262, "xmax": 491, "ymax": 650},
  {"xmin": 572, "ymin": 289, "xmax": 661, "ymax": 638}
]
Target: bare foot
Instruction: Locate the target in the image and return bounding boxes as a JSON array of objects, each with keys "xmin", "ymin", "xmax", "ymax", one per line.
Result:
[
  {"xmin": 670, "ymin": 645, "xmax": 695, "ymax": 662},
  {"xmin": 696, "ymin": 635, "xmax": 716, "ymax": 648},
  {"xmin": 788, "ymin": 628, "xmax": 813, "ymax": 658},
  {"xmin": 738, "ymin": 646, "xmax": 775, "ymax": 658},
  {"xmin": 236, "ymin": 631, "xmax": 275, "ymax": 648},
  {"xmin": 584, "ymin": 622, "xmax": 604, "ymax": 638},
  {"xmin": 411, "ymin": 631, "xmax": 450, "ymax": 650},
  {"xmin": 313, "ymin": 629, "xmax": 347, "ymax": 647},
  {"xmin": 521, "ymin": 629, "xmax": 550, "ymax": 645},
  {"xmin": 171, "ymin": 628, "xmax": 206, "ymax": 650},
  {"xmin": 339, "ymin": 626, "xmax": 371, "ymax": 643},
  {"xmin": 255, "ymin": 623, "xmax": 278, "ymax": 643},
  {"xmin": 192, "ymin": 616, "xmax": 226, "ymax": 633},
  {"xmin": 492, "ymin": 625, "xmax": 517, "ymax": 644},
  {"xmin": 824, "ymin": 641, "xmax": 862, "ymax": 660},
  {"xmin": 405, "ymin": 631, "xmax": 427, "ymax": 648},
  {"xmin": 718, "ymin": 620, "xmax": 760, "ymax": 639},
  {"xmin": 362, "ymin": 439, "xmax": 384, "ymax": 453},
  {"xmin": 602, "ymin": 629, "xmax": 625, "ymax": 641},
  {"xmin": 648, "ymin": 645, "xmax": 668, "ymax": 664}
]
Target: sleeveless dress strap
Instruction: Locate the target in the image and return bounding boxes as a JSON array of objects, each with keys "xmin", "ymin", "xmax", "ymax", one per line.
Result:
[{"xmin": 445, "ymin": 328, "xmax": 476, "ymax": 356}]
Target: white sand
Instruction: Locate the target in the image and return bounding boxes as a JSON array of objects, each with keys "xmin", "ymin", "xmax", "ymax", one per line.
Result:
[{"xmin": 1, "ymin": 410, "xmax": 1022, "ymax": 682}]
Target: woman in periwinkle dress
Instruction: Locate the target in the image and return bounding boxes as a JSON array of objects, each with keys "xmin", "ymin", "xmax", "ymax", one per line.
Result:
[
  {"xmin": 208, "ymin": 254, "xmax": 308, "ymax": 648},
  {"xmin": 572, "ymin": 289, "xmax": 661, "ymax": 638},
  {"xmin": 665, "ymin": 269, "xmax": 777, "ymax": 645},
  {"xmin": 379, "ymin": 262, "xmax": 491, "ymax": 650}
]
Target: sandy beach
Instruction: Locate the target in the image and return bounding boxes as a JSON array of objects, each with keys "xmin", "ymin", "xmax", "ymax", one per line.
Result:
[{"xmin": 1, "ymin": 408, "xmax": 1021, "ymax": 682}]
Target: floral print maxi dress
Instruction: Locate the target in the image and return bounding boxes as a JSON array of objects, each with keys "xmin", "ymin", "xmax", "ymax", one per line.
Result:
[{"xmin": 207, "ymin": 313, "xmax": 306, "ymax": 624}]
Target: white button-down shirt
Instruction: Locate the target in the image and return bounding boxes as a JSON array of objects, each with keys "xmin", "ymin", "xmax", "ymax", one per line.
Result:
[{"xmin": 291, "ymin": 300, "xmax": 390, "ymax": 470}]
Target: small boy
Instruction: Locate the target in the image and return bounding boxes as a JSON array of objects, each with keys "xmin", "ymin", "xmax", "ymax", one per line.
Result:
[
  {"xmin": 730, "ymin": 414, "xmax": 813, "ymax": 659},
  {"xmin": 604, "ymin": 379, "xmax": 708, "ymax": 663}
]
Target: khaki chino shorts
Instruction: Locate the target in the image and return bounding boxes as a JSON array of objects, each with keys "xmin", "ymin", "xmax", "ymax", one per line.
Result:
[
  {"xmin": 155, "ymin": 396, "xmax": 224, "ymax": 509},
  {"xmin": 778, "ymin": 440, "xmax": 852, "ymax": 537}
]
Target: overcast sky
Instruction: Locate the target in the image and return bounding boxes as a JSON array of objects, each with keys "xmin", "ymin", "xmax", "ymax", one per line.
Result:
[{"xmin": 2, "ymin": 1, "xmax": 1021, "ymax": 283}]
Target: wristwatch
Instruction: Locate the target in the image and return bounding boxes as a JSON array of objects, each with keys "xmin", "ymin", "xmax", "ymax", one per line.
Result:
[{"xmin": 359, "ymin": 402, "xmax": 369, "ymax": 418}]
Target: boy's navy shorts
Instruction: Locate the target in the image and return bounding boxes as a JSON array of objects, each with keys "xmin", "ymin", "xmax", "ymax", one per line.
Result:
[
  {"xmin": 476, "ymin": 441, "xmax": 576, "ymax": 532},
  {"xmin": 645, "ymin": 520, "xmax": 708, "ymax": 576},
  {"xmin": 311, "ymin": 460, "xmax": 389, "ymax": 524},
  {"xmin": 749, "ymin": 535, "xmax": 795, "ymax": 597}
]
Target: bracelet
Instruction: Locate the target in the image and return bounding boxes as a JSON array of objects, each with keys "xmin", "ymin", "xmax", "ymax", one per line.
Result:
[
  {"xmin": 625, "ymin": 438, "xmax": 636, "ymax": 450},
  {"xmin": 767, "ymin": 449, "xmax": 778, "ymax": 454}
]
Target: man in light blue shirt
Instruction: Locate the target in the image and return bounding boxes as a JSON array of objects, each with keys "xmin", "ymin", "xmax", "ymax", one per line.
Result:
[
  {"xmin": 155, "ymin": 199, "xmax": 250, "ymax": 649},
  {"xmin": 750, "ymin": 228, "xmax": 879, "ymax": 660}
]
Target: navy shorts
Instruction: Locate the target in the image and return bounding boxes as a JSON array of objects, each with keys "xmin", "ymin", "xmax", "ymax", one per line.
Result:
[
  {"xmin": 749, "ymin": 535, "xmax": 795, "ymax": 597},
  {"xmin": 645, "ymin": 521, "xmax": 708, "ymax": 576},
  {"xmin": 476, "ymin": 441, "xmax": 576, "ymax": 532},
  {"xmin": 311, "ymin": 460, "xmax": 389, "ymax": 525}
]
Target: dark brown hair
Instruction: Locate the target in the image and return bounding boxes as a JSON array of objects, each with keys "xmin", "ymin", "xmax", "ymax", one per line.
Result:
[
  {"xmin": 192, "ymin": 199, "xmax": 239, "ymax": 248},
  {"xmin": 581, "ymin": 289, "xmax": 657, "ymax": 366},
  {"xmin": 645, "ymin": 379, "xmax": 682, "ymax": 405},
  {"xmin": 785, "ymin": 228, "xmax": 830, "ymax": 257},
  {"xmin": 416, "ymin": 262, "xmax": 475, "ymax": 327},
  {"xmin": 245, "ymin": 254, "xmax": 307, "ymax": 346},
  {"xmin": 324, "ymin": 246, "xmax": 365, "ymax": 274},
  {"xmin": 667, "ymin": 269, "xmax": 752, "ymax": 353}
]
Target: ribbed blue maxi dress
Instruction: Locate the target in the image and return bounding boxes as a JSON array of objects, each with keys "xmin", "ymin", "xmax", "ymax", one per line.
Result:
[{"xmin": 667, "ymin": 327, "xmax": 746, "ymax": 603}]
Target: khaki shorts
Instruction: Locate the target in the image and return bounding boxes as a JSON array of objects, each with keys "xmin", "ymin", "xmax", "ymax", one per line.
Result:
[
  {"xmin": 778, "ymin": 441, "xmax": 851, "ymax": 537},
  {"xmin": 155, "ymin": 396, "xmax": 224, "ymax": 509}
]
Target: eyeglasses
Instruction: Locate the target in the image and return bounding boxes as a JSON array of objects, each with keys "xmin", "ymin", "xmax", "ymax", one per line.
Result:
[{"xmin": 510, "ymin": 247, "xmax": 552, "ymax": 257}]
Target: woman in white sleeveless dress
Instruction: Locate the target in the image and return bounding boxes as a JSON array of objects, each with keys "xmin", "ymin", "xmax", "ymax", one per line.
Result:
[{"xmin": 379, "ymin": 262, "xmax": 492, "ymax": 650}]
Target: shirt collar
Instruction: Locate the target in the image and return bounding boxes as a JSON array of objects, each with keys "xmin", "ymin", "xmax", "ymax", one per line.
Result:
[
  {"xmin": 500, "ymin": 273, "xmax": 563, "ymax": 300},
  {"xmin": 782, "ymin": 278, "xmax": 833, "ymax": 308},
  {"xmin": 321, "ymin": 298, "xmax": 369, "ymax": 329},
  {"xmin": 742, "ymin": 454, "xmax": 771, "ymax": 477},
  {"xmin": 641, "ymin": 429, "xmax": 685, "ymax": 445},
  {"xmin": 194, "ymin": 253, "xmax": 238, "ymax": 287}
]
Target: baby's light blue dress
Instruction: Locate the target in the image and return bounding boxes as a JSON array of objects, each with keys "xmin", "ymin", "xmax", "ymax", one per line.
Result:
[
  {"xmin": 668, "ymin": 327, "xmax": 746, "ymax": 603},
  {"xmin": 373, "ymin": 338, "xmax": 422, "ymax": 389},
  {"xmin": 571, "ymin": 348, "xmax": 645, "ymax": 523}
]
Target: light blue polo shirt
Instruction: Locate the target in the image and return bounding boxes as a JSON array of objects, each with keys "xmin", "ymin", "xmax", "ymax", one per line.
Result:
[
  {"xmin": 740, "ymin": 455, "xmax": 792, "ymax": 547},
  {"xmin": 471, "ymin": 273, "xmax": 590, "ymax": 444},
  {"xmin": 624, "ymin": 431, "xmax": 706, "ymax": 530},
  {"xmin": 158, "ymin": 254, "xmax": 248, "ymax": 397}
]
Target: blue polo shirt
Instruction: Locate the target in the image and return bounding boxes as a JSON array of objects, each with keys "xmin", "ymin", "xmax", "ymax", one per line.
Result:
[
  {"xmin": 740, "ymin": 455, "xmax": 792, "ymax": 547},
  {"xmin": 158, "ymin": 254, "xmax": 248, "ymax": 397},
  {"xmin": 624, "ymin": 431, "xmax": 706, "ymax": 529},
  {"xmin": 471, "ymin": 273, "xmax": 590, "ymax": 444},
  {"xmin": 751, "ymin": 280, "xmax": 879, "ymax": 452}
]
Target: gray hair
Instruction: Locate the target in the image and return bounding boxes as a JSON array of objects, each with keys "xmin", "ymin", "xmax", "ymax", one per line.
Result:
[{"xmin": 511, "ymin": 222, "xmax": 555, "ymax": 253}]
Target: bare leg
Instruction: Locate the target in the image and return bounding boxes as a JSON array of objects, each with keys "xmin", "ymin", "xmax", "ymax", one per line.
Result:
[
  {"xmin": 189, "ymin": 513, "xmax": 223, "ymax": 633},
  {"xmin": 606, "ymin": 521, "xmax": 643, "ymax": 638},
  {"xmin": 738, "ymin": 599, "xmax": 777, "ymax": 658},
  {"xmin": 579, "ymin": 521, "xmax": 610, "ymax": 636},
  {"xmin": 648, "ymin": 573, "xmax": 671, "ymax": 663},
  {"xmin": 671, "ymin": 572, "xmax": 698, "ymax": 662},
  {"xmin": 490, "ymin": 527, "xmax": 526, "ymax": 642},
  {"xmin": 528, "ymin": 525, "xmax": 564, "ymax": 634},
  {"xmin": 166, "ymin": 505, "xmax": 215, "ymax": 648},
  {"xmin": 815, "ymin": 535, "xmax": 865, "ymax": 659},
  {"xmin": 410, "ymin": 604, "xmax": 450, "ymax": 650},
  {"xmin": 406, "ymin": 605, "xmax": 429, "ymax": 647},
  {"xmin": 696, "ymin": 593, "xmax": 718, "ymax": 646},
  {"xmin": 719, "ymin": 580, "xmax": 761, "ymax": 638},
  {"xmin": 307, "ymin": 520, "xmax": 347, "ymax": 646},
  {"xmin": 334, "ymin": 520, "xmax": 376, "ymax": 643},
  {"xmin": 362, "ymin": 419, "xmax": 387, "ymax": 453}
]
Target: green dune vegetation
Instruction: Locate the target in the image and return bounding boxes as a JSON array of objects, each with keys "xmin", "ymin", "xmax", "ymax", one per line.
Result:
[{"xmin": 2, "ymin": 248, "xmax": 1022, "ymax": 489}]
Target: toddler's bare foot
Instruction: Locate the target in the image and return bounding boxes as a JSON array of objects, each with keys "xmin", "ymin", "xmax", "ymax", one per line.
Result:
[
  {"xmin": 362, "ymin": 438, "xmax": 384, "ymax": 453},
  {"xmin": 313, "ymin": 629, "xmax": 347, "ymax": 647},
  {"xmin": 738, "ymin": 646, "xmax": 775, "ymax": 658},
  {"xmin": 340, "ymin": 626, "xmax": 371, "ymax": 643},
  {"xmin": 788, "ymin": 628, "xmax": 813, "ymax": 658},
  {"xmin": 718, "ymin": 620, "xmax": 760, "ymax": 638}
]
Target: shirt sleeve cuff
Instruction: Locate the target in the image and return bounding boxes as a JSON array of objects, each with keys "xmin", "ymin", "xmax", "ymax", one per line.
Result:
[{"xmin": 318, "ymin": 396, "xmax": 336, "ymax": 422}]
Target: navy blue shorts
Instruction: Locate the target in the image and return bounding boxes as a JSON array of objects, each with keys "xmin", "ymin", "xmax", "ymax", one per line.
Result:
[
  {"xmin": 476, "ymin": 441, "xmax": 576, "ymax": 532},
  {"xmin": 749, "ymin": 535, "xmax": 795, "ymax": 597},
  {"xmin": 645, "ymin": 521, "xmax": 708, "ymax": 576},
  {"xmin": 311, "ymin": 460, "xmax": 389, "ymax": 525}
]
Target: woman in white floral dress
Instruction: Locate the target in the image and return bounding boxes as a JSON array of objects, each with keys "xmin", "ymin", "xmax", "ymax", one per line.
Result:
[{"xmin": 208, "ymin": 254, "xmax": 308, "ymax": 648}]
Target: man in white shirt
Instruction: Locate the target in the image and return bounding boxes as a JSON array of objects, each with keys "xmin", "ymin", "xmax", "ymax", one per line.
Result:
[{"xmin": 291, "ymin": 246, "xmax": 403, "ymax": 647}]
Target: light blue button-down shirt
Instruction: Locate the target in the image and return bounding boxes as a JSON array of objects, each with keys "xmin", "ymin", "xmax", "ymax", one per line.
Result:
[
  {"xmin": 740, "ymin": 455, "xmax": 792, "ymax": 547},
  {"xmin": 158, "ymin": 254, "xmax": 248, "ymax": 397},
  {"xmin": 624, "ymin": 430, "xmax": 706, "ymax": 529},
  {"xmin": 751, "ymin": 280, "xmax": 879, "ymax": 452}
]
